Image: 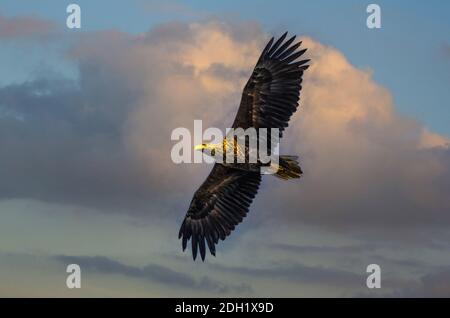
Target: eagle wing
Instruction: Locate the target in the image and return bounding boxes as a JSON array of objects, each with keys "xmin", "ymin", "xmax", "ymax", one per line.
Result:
[
  {"xmin": 179, "ymin": 33, "xmax": 308, "ymax": 260},
  {"xmin": 232, "ymin": 32, "xmax": 309, "ymax": 137},
  {"xmin": 179, "ymin": 164, "xmax": 261, "ymax": 260}
]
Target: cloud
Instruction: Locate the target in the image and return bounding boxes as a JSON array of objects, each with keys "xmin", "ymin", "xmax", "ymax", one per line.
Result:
[
  {"xmin": 399, "ymin": 267, "xmax": 450, "ymax": 297},
  {"xmin": 0, "ymin": 21, "xmax": 264, "ymax": 214},
  {"xmin": 419, "ymin": 128, "xmax": 450, "ymax": 149},
  {"xmin": 0, "ymin": 14, "xmax": 55, "ymax": 39},
  {"xmin": 0, "ymin": 77, "xmax": 156, "ymax": 212},
  {"xmin": 357, "ymin": 267, "xmax": 450, "ymax": 298},
  {"xmin": 1, "ymin": 19, "xmax": 450, "ymax": 296},
  {"xmin": 257, "ymin": 37, "xmax": 450, "ymax": 236},
  {"xmin": 209, "ymin": 261, "xmax": 363, "ymax": 287},
  {"xmin": 54, "ymin": 255, "xmax": 252, "ymax": 294},
  {"xmin": 0, "ymin": 19, "xmax": 449, "ymax": 242},
  {"xmin": 269, "ymin": 242, "xmax": 374, "ymax": 254}
]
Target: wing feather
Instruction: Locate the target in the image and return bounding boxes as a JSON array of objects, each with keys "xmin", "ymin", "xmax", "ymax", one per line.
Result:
[
  {"xmin": 232, "ymin": 33, "xmax": 309, "ymax": 138},
  {"xmin": 179, "ymin": 164, "xmax": 261, "ymax": 260}
]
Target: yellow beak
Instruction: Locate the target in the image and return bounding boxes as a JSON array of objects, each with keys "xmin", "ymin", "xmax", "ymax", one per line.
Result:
[{"xmin": 194, "ymin": 144, "xmax": 207, "ymax": 151}]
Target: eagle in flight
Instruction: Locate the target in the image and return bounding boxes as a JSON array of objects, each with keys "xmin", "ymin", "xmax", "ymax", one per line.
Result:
[{"xmin": 179, "ymin": 32, "xmax": 309, "ymax": 260}]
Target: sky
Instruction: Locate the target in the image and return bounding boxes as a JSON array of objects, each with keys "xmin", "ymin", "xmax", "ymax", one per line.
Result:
[{"xmin": 0, "ymin": 0, "xmax": 449, "ymax": 297}]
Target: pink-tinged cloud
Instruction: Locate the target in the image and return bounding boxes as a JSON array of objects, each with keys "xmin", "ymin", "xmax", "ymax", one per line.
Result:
[{"xmin": 0, "ymin": 14, "xmax": 55, "ymax": 38}]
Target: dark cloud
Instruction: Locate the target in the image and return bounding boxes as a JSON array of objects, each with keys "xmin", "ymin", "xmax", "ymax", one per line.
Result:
[
  {"xmin": 209, "ymin": 261, "xmax": 363, "ymax": 287},
  {"xmin": 54, "ymin": 255, "xmax": 252, "ymax": 294},
  {"xmin": 267, "ymin": 242, "xmax": 436, "ymax": 277},
  {"xmin": 398, "ymin": 267, "xmax": 450, "ymax": 297},
  {"xmin": 269, "ymin": 243, "xmax": 375, "ymax": 254},
  {"xmin": 0, "ymin": 77, "xmax": 162, "ymax": 213},
  {"xmin": 259, "ymin": 146, "xmax": 450, "ymax": 236},
  {"xmin": 357, "ymin": 267, "xmax": 450, "ymax": 298},
  {"xmin": 371, "ymin": 255, "xmax": 432, "ymax": 272}
]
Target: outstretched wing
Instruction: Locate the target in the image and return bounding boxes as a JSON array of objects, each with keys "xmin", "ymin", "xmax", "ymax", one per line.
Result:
[
  {"xmin": 179, "ymin": 164, "xmax": 261, "ymax": 261},
  {"xmin": 232, "ymin": 32, "xmax": 309, "ymax": 137}
]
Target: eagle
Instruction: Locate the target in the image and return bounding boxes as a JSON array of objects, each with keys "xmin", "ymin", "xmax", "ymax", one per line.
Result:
[{"xmin": 178, "ymin": 32, "xmax": 309, "ymax": 261}]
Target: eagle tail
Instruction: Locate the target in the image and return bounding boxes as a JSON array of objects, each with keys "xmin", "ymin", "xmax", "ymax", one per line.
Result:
[{"xmin": 273, "ymin": 156, "xmax": 302, "ymax": 180}]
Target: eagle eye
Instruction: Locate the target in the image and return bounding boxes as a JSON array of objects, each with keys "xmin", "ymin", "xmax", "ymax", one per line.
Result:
[{"xmin": 210, "ymin": 149, "xmax": 216, "ymax": 156}]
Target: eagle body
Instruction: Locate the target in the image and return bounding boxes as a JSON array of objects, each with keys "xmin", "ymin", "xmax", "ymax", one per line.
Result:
[{"xmin": 179, "ymin": 32, "xmax": 309, "ymax": 260}]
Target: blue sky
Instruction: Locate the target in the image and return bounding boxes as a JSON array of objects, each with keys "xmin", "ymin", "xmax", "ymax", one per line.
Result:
[{"xmin": 1, "ymin": 0, "xmax": 449, "ymax": 135}]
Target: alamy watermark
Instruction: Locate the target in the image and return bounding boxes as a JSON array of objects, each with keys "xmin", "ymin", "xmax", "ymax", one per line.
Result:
[
  {"xmin": 366, "ymin": 264, "xmax": 381, "ymax": 289},
  {"xmin": 66, "ymin": 4, "xmax": 81, "ymax": 29},
  {"xmin": 66, "ymin": 264, "xmax": 81, "ymax": 289},
  {"xmin": 367, "ymin": 4, "xmax": 381, "ymax": 29}
]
